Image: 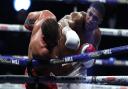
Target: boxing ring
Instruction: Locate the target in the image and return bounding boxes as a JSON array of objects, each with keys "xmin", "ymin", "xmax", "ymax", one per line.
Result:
[{"xmin": 0, "ymin": 24, "xmax": 128, "ymax": 89}]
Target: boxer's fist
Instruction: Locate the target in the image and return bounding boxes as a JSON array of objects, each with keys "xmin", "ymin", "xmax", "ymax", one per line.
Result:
[
  {"xmin": 80, "ymin": 43, "xmax": 96, "ymax": 53},
  {"xmin": 62, "ymin": 26, "xmax": 80, "ymax": 50},
  {"xmin": 80, "ymin": 43, "xmax": 96, "ymax": 68}
]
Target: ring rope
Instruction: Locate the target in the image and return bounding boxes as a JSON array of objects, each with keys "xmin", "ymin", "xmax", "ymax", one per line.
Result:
[
  {"xmin": 0, "ymin": 75, "xmax": 128, "ymax": 85},
  {"xmin": 51, "ymin": 45, "xmax": 128, "ymax": 64},
  {"xmin": 0, "ymin": 24, "xmax": 128, "ymax": 37},
  {"xmin": 100, "ymin": 28, "xmax": 128, "ymax": 37},
  {"xmin": 78, "ymin": 84, "xmax": 128, "ymax": 89},
  {"xmin": 0, "ymin": 45, "xmax": 127, "ymax": 66},
  {"xmin": 0, "ymin": 24, "xmax": 29, "ymax": 32},
  {"xmin": 95, "ymin": 58, "xmax": 128, "ymax": 66},
  {"xmin": 0, "ymin": 56, "xmax": 128, "ymax": 67},
  {"xmin": 0, "ymin": 83, "xmax": 127, "ymax": 89}
]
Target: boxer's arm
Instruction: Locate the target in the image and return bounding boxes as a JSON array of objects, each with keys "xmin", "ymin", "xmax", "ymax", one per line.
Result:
[
  {"xmin": 80, "ymin": 28, "xmax": 101, "ymax": 68},
  {"xmin": 70, "ymin": 11, "xmax": 85, "ymax": 22},
  {"xmin": 30, "ymin": 10, "xmax": 57, "ymax": 36},
  {"xmin": 58, "ymin": 15, "xmax": 72, "ymax": 27},
  {"xmin": 58, "ymin": 15, "xmax": 80, "ymax": 50},
  {"xmin": 93, "ymin": 28, "xmax": 101, "ymax": 50},
  {"xmin": 58, "ymin": 11, "xmax": 85, "ymax": 27},
  {"xmin": 24, "ymin": 11, "xmax": 41, "ymax": 31},
  {"xmin": 62, "ymin": 26, "xmax": 80, "ymax": 50},
  {"xmin": 83, "ymin": 27, "xmax": 101, "ymax": 50},
  {"xmin": 58, "ymin": 12, "xmax": 87, "ymax": 50}
]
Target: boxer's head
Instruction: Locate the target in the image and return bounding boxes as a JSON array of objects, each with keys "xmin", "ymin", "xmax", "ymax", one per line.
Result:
[
  {"xmin": 85, "ymin": 1, "xmax": 105, "ymax": 30},
  {"xmin": 41, "ymin": 18, "xmax": 60, "ymax": 50}
]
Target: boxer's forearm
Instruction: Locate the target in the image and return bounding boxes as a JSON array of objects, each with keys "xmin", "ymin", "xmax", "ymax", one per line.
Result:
[
  {"xmin": 24, "ymin": 11, "xmax": 41, "ymax": 31},
  {"xmin": 24, "ymin": 18, "xmax": 35, "ymax": 31}
]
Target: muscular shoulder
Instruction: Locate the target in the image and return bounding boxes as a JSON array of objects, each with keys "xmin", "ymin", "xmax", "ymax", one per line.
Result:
[
  {"xmin": 59, "ymin": 11, "xmax": 86, "ymax": 21},
  {"xmin": 27, "ymin": 10, "xmax": 55, "ymax": 22},
  {"xmin": 38, "ymin": 10, "xmax": 56, "ymax": 20},
  {"xmin": 28, "ymin": 11, "xmax": 41, "ymax": 19},
  {"xmin": 32, "ymin": 10, "xmax": 56, "ymax": 36},
  {"xmin": 70, "ymin": 11, "xmax": 86, "ymax": 21}
]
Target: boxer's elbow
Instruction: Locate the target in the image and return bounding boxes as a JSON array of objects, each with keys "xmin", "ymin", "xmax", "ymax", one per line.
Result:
[{"xmin": 24, "ymin": 12, "xmax": 40, "ymax": 31}]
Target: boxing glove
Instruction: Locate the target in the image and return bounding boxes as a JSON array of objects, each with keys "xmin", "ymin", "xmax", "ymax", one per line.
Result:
[
  {"xmin": 62, "ymin": 26, "xmax": 80, "ymax": 50},
  {"xmin": 80, "ymin": 43, "xmax": 96, "ymax": 53},
  {"xmin": 80, "ymin": 43, "xmax": 96, "ymax": 68}
]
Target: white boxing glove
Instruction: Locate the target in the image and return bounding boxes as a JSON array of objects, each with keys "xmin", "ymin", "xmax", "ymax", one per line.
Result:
[{"xmin": 62, "ymin": 26, "xmax": 80, "ymax": 50}]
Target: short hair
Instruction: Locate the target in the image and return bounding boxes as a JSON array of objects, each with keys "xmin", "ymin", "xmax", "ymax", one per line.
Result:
[
  {"xmin": 90, "ymin": 1, "xmax": 105, "ymax": 18},
  {"xmin": 41, "ymin": 18, "xmax": 59, "ymax": 44}
]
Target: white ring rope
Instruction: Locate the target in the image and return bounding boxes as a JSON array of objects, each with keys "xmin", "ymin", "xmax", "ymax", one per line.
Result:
[
  {"xmin": 0, "ymin": 75, "xmax": 128, "ymax": 85},
  {"xmin": 95, "ymin": 58, "xmax": 128, "ymax": 66},
  {"xmin": 0, "ymin": 83, "xmax": 127, "ymax": 89},
  {"xmin": 0, "ymin": 24, "xmax": 29, "ymax": 32},
  {"xmin": 87, "ymin": 0, "xmax": 128, "ymax": 4},
  {"xmin": 82, "ymin": 84, "xmax": 128, "ymax": 89},
  {"xmin": 100, "ymin": 28, "xmax": 128, "ymax": 37},
  {"xmin": 0, "ymin": 24, "xmax": 128, "ymax": 37}
]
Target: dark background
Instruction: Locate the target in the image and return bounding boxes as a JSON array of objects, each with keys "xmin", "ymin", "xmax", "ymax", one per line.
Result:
[{"xmin": 0, "ymin": 0, "xmax": 128, "ymax": 75}]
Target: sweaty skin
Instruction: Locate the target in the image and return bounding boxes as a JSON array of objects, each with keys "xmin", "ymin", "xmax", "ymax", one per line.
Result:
[
  {"xmin": 25, "ymin": 10, "xmax": 75, "ymax": 76},
  {"xmin": 46, "ymin": 10, "xmax": 101, "ymax": 76},
  {"xmin": 25, "ymin": 9, "xmax": 101, "ymax": 76},
  {"xmin": 54, "ymin": 10, "xmax": 101, "ymax": 76},
  {"xmin": 58, "ymin": 11, "xmax": 101, "ymax": 57},
  {"xmin": 28, "ymin": 10, "xmax": 57, "ymax": 59}
]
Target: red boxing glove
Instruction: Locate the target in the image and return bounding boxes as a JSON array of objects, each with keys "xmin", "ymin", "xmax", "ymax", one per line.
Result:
[
  {"xmin": 80, "ymin": 43, "xmax": 96, "ymax": 53},
  {"xmin": 80, "ymin": 43, "xmax": 96, "ymax": 68}
]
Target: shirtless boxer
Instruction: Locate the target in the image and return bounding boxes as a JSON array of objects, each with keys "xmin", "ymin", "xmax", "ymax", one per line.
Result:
[
  {"xmin": 57, "ymin": 1, "xmax": 105, "ymax": 89},
  {"xmin": 24, "ymin": 1, "xmax": 105, "ymax": 89},
  {"xmin": 24, "ymin": 10, "xmax": 61, "ymax": 89},
  {"xmin": 24, "ymin": 9, "xmax": 80, "ymax": 89}
]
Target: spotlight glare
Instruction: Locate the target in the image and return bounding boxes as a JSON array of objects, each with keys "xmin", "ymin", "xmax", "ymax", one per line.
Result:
[{"xmin": 13, "ymin": 0, "xmax": 31, "ymax": 11}]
